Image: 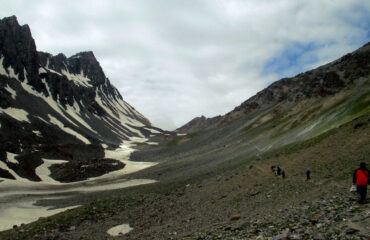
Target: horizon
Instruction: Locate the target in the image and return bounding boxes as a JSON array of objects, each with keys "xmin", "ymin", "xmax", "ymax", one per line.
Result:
[{"xmin": 1, "ymin": 0, "xmax": 369, "ymax": 130}]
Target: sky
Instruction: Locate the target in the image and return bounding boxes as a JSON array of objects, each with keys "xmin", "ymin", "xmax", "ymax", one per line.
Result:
[{"xmin": 1, "ymin": 0, "xmax": 369, "ymax": 130}]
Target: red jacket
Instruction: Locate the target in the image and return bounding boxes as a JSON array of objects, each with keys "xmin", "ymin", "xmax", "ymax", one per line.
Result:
[{"xmin": 353, "ymin": 169, "xmax": 368, "ymax": 186}]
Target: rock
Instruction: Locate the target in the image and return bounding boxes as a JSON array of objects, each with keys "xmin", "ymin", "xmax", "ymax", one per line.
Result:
[
  {"xmin": 256, "ymin": 235, "xmax": 265, "ymax": 240},
  {"xmin": 272, "ymin": 232, "xmax": 289, "ymax": 240},
  {"xmin": 69, "ymin": 226, "xmax": 76, "ymax": 231},
  {"xmin": 345, "ymin": 228, "xmax": 359, "ymax": 234},
  {"xmin": 224, "ymin": 226, "xmax": 232, "ymax": 231},
  {"xmin": 290, "ymin": 234, "xmax": 302, "ymax": 240},
  {"xmin": 229, "ymin": 215, "xmax": 241, "ymax": 221},
  {"xmin": 313, "ymin": 233, "xmax": 325, "ymax": 240},
  {"xmin": 351, "ymin": 215, "xmax": 364, "ymax": 222}
]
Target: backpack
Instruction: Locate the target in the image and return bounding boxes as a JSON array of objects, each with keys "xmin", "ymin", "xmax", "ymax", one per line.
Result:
[{"xmin": 356, "ymin": 170, "xmax": 368, "ymax": 185}]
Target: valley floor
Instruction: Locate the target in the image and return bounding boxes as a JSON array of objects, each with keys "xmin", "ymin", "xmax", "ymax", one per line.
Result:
[{"xmin": 0, "ymin": 114, "xmax": 369, "ymax": 239}]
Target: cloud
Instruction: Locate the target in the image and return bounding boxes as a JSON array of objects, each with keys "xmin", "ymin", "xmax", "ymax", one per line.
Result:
[{"xmin": 1, "ymin": 0, "xmax": 369, "ymax": 130}]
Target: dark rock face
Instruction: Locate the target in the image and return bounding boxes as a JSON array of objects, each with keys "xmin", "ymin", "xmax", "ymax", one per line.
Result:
[
  {"xmin": 0, "ymin": 16, "xmax": 158, "ymax": 182},
  {"xmin": 49, "ymin": 158, "xmax": 125, "ymax": 183},
  {"xmin": 0, "ymin": 16, "xmax": 47, "ymax": 94},
  {"xmin": 178, "ymin": 42, "xmax": 370, "ymax": 132}
]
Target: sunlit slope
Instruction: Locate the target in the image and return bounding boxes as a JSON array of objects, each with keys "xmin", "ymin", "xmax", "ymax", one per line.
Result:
[{"xmin": 131, "ymin": 43, "xmax": 370, "ymax": 180}]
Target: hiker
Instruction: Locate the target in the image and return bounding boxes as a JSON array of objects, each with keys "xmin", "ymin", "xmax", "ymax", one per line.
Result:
[
  {"xmin": 353, "ymin": 162, "xmax": 369, "ymax": 204},
  {"xmin": 277, "ymin": 166, "xmax": 281, "ymax": 176},
  {"xmin": 281, "ymin": 170, "xmax": 285, "ymax": 179},
  {"xmin": 306, "ymin": 169, "xmax": 311, "ymax": 180}
]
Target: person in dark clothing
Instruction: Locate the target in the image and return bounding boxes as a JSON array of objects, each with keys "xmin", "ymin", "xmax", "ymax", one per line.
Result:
[
  {"xmin": 353, "ymin": 162, "xmax": 369, "ymax": 204},
  {"xmin": 306, "ymin": 169, "xmax": 311, "ymax": 180},
  {"xmin": 281, "ymin": 170, "xmax": 285, "ymax": 179},
  {"xmin": 277, "ymin": 167, "xmax": 281, "ymax": 176}
]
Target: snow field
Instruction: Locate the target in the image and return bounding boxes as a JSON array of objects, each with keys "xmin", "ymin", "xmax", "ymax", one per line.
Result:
[{"xmin": 0, "ymin": 199, "xmax": 80, "ymax": 231}]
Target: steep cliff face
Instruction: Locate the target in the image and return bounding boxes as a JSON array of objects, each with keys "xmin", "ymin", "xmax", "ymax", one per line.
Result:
[
  {"xmin": 178, "ymin": 42, "xmax": 370, "ymax": 133},
  {"xmin": 0, "ymin": 16, "xmax": 160, "ymax": 182}
]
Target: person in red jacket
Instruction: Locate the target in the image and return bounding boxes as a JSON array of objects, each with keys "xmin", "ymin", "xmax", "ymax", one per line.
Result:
[{"xmin": 353, "ymin": 162, "xmax": 369, "ymax": 204}]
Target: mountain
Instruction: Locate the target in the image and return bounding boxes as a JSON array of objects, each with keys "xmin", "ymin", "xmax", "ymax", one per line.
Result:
[
  {"xmin": 0, "ymin": 17, "xmax": 369, "ymax": 239},
  {"xmin": 0, "ymin": 16, "xmax": 162, "ymax": 182},
  {"xmin": 132, "ymin": 42, "xmax": 370, "ymax": 181},
  {"xmin": 178, "ymin": 42, "xmax": 370, "ymax": 133}
]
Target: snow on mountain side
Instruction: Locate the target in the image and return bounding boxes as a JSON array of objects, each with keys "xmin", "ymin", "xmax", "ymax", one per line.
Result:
[{"xmin": 0, "ymin": 16, "xmax": 161, "ymax": 182}]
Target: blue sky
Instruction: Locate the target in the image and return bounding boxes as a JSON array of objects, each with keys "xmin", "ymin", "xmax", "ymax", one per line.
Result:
[{"xmin": 1, "ymin": 0, "xmax": 369, "ymax": 130}]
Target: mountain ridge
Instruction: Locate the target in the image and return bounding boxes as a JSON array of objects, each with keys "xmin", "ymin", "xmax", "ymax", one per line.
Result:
[
  {"xmin": 177, "ymin": 41, "xmax": 370, "ymax": 133},
  {"xmin": 0, "ymin": 15, "xmax": 160, "ymax": 182}
]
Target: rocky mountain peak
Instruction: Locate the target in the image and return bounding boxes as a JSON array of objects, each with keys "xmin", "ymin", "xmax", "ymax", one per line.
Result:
[
  {"xmin": 67, "ymin": 51, "xmax": 106, "ymax": 86},
  {"xmin": 0, "ymin": 15, "xmax": 38, "ymax": 83}
]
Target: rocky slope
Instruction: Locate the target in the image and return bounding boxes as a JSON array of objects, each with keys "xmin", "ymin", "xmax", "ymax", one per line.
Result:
[
  {"xmin": 0, "ymin": 113, "xmax": 369, "ymax": 239},
  {"xmin": 177, "ymin": 42, "xmax": 370, "ymax": 133},
  {"xmin": 0, "ymin": 16, "xmax": 162, "ymax": 182}
]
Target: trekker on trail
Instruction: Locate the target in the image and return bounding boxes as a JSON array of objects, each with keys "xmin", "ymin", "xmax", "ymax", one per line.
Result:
[
  {"xmin": 277, "ymin": 166, "xmax": 281, "ymax": 175},
  {"xmin": 353, "ymin": 162, "xmax": 369, "ymax": 204},
  {"xmin": 306, "ymin": 169, "xmax": 311, "ymax": 180},
  {"xmin": 281, "ymin": 170, "xmax": 285, "ymax": 179}
]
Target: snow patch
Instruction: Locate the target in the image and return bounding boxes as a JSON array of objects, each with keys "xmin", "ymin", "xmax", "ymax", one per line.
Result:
[
  {"xmin": 32, "ymin": 130, "xmax": 42, "ymax": 137},
  {"xmin": 62, "ymin": 70, "xmax": 92, "ymax": 87},
  {"xmin": 0, "ymin": 57, "xmax": 18, "ymax": 80},
  {"xmin": 38, "ymin": 67, "xmax": 47, "ymax": 74},
  {"xmin": 0, "ymin": 161, "xmax": 32, "ymax": 183},
  {"xmin": 0, "ymin": 107, "xmax": 30, "ymax": 123},
  {"xmin": 107, "ymin": 224, "xmax": 133, "ymax": 236},
  {"xmin": 145, "ymin": 128, "xmax": 161, "ymax": 134},
  {"xmin": 20, "ymin": 78, "xmax": 79, "ymax": 129},
  {"xmin": 35, "ymin": 159, "xmax": 68, "ymax": 184},
  {"xmin": 45, "ymin": 68, "xmax": 62, "ymax": 76},
  {"xmin": 8, "ymin": 65, "xmax": 18, "ymax": 79},
  {"xmin": 6, "ymin": 152, "xmax": 18, "ymax": 164},
  {"xmin": 4, "ymin": 85, "xmax": 16, "ymax": 99},
  {"xmin": 0, "ymin": 56, "xmax": 7, "ymax": 76},
  {"xmin": 65, "ymin": 103, "xmax": 98, "ymax": 134},
  {"xmin": 48, "ymin": 114, "xmax": 91, "ymax": 144},
  {"xmin": 94, "ymin": 90, "xmax": 146, "ymax": 137}
]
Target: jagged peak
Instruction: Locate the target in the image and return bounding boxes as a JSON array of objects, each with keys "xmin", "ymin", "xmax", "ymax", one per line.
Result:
[
  {"xmin": 1, "ymin": 15, "xmax": 19, "ymax": 25},
  {"xmin": 69, "ymin": 51, "xmax": 100, "ymax": 65},
  {"xmin": 71, "ymin": 51, "xmax": 95, "ymax": 58},
  {"xmin": 1, "ymin": 15, "xmax": 31, "ymax": 34}
]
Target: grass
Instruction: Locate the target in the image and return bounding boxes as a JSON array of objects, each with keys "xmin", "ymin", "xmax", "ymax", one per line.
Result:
[{"xmin": 165, "ymin": 133, "xmax": 197, "ymax": 147}]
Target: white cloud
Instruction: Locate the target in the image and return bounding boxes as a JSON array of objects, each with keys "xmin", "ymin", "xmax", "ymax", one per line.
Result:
[{"xmin": 0, "ymin": 0, "xmax": 369, "ymax": 130}]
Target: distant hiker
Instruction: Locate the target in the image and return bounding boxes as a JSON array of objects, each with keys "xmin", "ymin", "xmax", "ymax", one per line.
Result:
[
  {"xmin": 306, "ymin": 169, "xmax": 311, "ymax": 180},
  {"xmin": 277, "ymin": 167, "xmax": 281, "ymax": 176},
  {"xmin": 353, "ymin": 162, "xmax": 369, "ymax": 204},
  {"xmin": 281, "ymin": 170, "xmax": 285, "ymax": 179}
]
